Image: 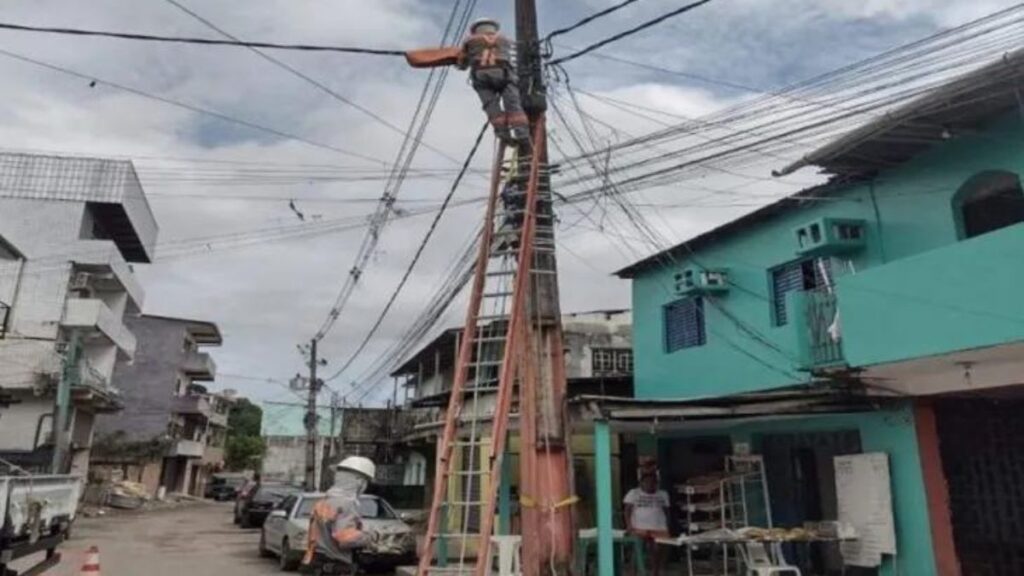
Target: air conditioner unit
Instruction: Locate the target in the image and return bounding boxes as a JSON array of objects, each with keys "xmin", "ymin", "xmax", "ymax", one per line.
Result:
[
  {"xmin": 673, "ymin": 266, "xmax": 730, "ymax": 296},
  {"xmin": 794, "ymin": 218, "xmax": 866, "ymax": 257}
]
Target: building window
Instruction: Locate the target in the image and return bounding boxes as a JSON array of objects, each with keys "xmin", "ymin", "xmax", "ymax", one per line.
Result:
[
  {"xmin": 954, "ymin": 171, "xmax": 1024, "ymax": 239},
  {"xmin": 771, "ymin": 259, "xmax": 830, "ymax": 326},
  {"xmin": 592, "ymin": 348, "xmax": 633, "ymax": 374},
  {"xmin": 664, "ymin": 297, "xmax": 706, "ymax": 352}
]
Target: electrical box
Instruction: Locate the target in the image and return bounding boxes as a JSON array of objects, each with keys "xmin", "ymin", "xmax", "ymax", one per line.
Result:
[
  {"xmin": 794, "ymin": 218, "xmax": 866, "ymax": 257},
  {"xmin": 673, "ymin": 266, "xmax": 730, "ymax": 296}
]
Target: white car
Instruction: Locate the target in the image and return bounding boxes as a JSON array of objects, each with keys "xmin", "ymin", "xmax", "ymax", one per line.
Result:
[
  {"xmin": 260, "ymin": 492, "xmax": 320, "ymax": 571},
  {"xmin": 261, "ymin": 492, "xmax": 417, "ymax": 573}
]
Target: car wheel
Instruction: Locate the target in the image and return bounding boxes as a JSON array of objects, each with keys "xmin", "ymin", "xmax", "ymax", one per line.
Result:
[
  {"xmin": 279, "ymin": 538, "xmax": 300, "ymax": 572},
  {"xmin": 259, "ymin": 530, "xmax": 273, "ymax": 558}
]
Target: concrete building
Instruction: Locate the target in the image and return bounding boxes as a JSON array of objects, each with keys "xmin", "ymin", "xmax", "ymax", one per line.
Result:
[
  {"xmin": 93, "ymin": 315, "xmax": 227, "ymax": 496},
  {"xmin": 600, "ymin": 52, "xmax": 1024, "ymax": 576},
  {"xmin": 260, "ymin": 401, "xmax": 332, "ymax": 486},
  {"xmin": 0, "ymin": 152, "xmax": 157, "ymax": 475},
  {"xmin": 392, "ymin": 310, "xmax": 634, "ymax": 526}
]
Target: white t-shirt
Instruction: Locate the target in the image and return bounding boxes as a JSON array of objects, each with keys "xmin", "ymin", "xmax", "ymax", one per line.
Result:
[{"xmin": 624, "ymin": 487, "xmax": 670, "ymax": 531}]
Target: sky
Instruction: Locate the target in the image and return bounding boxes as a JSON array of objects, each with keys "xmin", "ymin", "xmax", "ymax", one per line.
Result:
[{"xmin": 0, "ymin": 0, "xmax": 1017, "ymax": 406}]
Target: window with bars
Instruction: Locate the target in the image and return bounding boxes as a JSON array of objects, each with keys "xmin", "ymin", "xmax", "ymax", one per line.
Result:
[
  {"xmin": 664, "ymin": 297, "xmax": 706, "ymax": 352},
  {"xmin": 770, "ymin": 259, "xmax": 830, "ymax": 326},
  {"xmin": 591, "ymin": 348, "xmax": 633, "ymax": 374}
]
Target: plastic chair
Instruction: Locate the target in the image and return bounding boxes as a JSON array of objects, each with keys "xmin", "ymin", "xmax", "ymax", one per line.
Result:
[
  {"xmin": 488, "ymin": 535, "xmax": 522, "ymax": 576},
  {"xmin": 737, "ymin": 543, "xmax": 801, "ymax": 576}
]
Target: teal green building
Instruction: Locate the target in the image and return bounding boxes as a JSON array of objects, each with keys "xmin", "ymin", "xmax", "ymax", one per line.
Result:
[{"xmin": 590, "ymin": 53, "xmax": 1024, "ymax": 576}]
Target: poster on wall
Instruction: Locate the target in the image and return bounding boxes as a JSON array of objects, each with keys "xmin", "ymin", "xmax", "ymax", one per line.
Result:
[{"xmin": 834, "ymin": 452, "xmax": 897, "ymax": 568}]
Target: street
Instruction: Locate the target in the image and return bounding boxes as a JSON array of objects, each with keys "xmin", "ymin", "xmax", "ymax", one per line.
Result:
[{"xmin": 13, "ymin": 503, "xmax": 279, "ymax": 576}]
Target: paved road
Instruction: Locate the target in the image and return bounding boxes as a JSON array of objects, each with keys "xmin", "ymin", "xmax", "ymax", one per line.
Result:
[{"xmin": 13, "ymin": 502, "xmax": 280, "ymax": 575}]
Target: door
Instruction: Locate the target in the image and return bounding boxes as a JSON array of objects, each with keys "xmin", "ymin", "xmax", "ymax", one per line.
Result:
[{"xmin": 265, "ymin": 495, "xmax": 296, "ymax": 553}]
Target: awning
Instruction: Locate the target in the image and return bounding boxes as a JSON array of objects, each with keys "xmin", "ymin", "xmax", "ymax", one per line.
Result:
[{"xmin": 568, "ymin": 383, "xmax": 893, "ymax": 431}]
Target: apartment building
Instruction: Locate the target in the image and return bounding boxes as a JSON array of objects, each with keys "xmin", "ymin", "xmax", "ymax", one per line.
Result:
[
  {"xmin": 93, "ymin": 315, "xmax": 228, "ymax": 497},
  {"xmin": 0, "ymin": 152, "xmax": 158, "ymax": 476}
]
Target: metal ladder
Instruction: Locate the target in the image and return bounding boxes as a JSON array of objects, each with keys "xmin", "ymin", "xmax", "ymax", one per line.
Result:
[{"xmin": 418, "ymin": 122, "xmax": 553, "ymax": 576}]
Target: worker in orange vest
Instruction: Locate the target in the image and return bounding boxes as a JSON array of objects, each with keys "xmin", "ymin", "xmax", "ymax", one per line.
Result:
[
  {"xmin": 404, "ymin": 18, "xmax": 529, "ymax": 143},
  {"xmin": 457, "ymin": 18, "xmax": 529, "ymax": 143},
  {"xmin": 303, "ymin": 456, "xmax": 376, "ymax": 568}
]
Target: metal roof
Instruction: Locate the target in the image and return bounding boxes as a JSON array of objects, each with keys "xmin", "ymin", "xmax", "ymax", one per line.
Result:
[
  {"xmin": 616, "ymin": 48, "xmax": 1024, "ymax": 279},
  {"xmin": 775, "ymin": 48, "xmax": 1024, "ymax": 178},
  {"xmin": 141, "ymin": 314, "xmax": 223, "ymax": 345}
]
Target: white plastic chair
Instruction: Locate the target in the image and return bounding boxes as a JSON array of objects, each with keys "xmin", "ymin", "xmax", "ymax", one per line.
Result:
[
  {"xmin": 737, "ymin": 542, "xmax": 801, "ymax": 576},
  {"xmin": 488, "ymin": 535, "xmax": 522, "ymax": 576}
]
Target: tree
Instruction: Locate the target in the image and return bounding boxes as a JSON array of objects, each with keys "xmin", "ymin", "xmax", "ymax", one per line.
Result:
[
  {"xmin": 225, "ymin": 399, "xmax": 265, "ymax": 471},
  {"xmin": 225, "ymin": 435, "xmax": 265, "ymax": 471},
  {"xmin": 228, "ymin": 398, "xmax": 263, "ymax": 437}
]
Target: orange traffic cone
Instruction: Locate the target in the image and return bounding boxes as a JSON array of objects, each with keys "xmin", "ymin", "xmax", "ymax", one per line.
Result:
[{"xmin": 80, "ymin": 546, "xmax": 101, "ymax": 575}]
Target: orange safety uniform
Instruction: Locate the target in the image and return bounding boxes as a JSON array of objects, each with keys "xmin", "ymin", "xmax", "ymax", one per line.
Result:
[{"xmin": 458, "ymin": 32, "xmax": 528, "ymax": 141}]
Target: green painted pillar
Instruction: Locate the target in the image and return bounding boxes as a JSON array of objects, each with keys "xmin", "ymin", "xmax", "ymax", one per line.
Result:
[
  {"xmin": 498, "ymin": 448, "xmax": 512, "ymax": 535},
  {"xmin": 594, "ymin": 420, "xmax": 615, "ymax": 576}
]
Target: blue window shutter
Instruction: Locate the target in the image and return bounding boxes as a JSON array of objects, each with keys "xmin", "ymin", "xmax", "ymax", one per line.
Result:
[
  {"xmin": 664, "ymin": 297, "xmax": 706, "ymax": 352},
  {"xmin": 772, "ymin": 263, "xmax": 804, "ymax": 326}
]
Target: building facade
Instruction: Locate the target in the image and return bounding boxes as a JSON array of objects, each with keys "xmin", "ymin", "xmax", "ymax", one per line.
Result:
[
  {"xmin": 393, "ymin": 310, "xmax": 635, "ymax": 528},
  {"xmin": 260, "ymin": 401, "xmax": 332, "ymax": 486},
  {"xmin": 0, "ymin": 152, "xmax": 158, "ymax": 476},
  {"xmin": 616, "ymin": 56, "xmax": 1024, "ymax": 576},
  {"xmin": 93, "ymin": 315, "xmax": 227, "ymax": 496}
]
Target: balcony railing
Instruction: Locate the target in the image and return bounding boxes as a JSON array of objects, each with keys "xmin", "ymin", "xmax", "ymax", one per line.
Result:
[
  {"xmin": 792, "ymin": 288, "xmax": 845, "ymax": 370},
  {"xmin": 173, "ymin": 395, "xmax": 229, "ymax": 427},
  {"xmin": 62, "ymin": 298, "xmax": 137, "ymax": 358},
  {"xmin": 182, "ymin": 351, "xmax": 216, "ymax": 381}
]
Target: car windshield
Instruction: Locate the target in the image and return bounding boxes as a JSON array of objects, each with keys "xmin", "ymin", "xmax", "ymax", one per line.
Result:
[
  {"xmin": 295, "ymin": 497, "xmax": 323, "ymax": 519},
  {"xmin": 255, "ymin": 485, "xmax": 298, "ymax": 502},
  {"xmin": 358, "ymin": 496, "xmax": 396, "ymax": 519}
]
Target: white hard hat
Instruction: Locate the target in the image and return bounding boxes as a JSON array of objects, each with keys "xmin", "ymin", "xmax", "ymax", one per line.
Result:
[
  {"xmin": 336, "ymin": 456, "xmax": 376, "ymax": 481},
  {"xmin": 470, "ymin": 18, "xmax": 500, "ymax": 33}
]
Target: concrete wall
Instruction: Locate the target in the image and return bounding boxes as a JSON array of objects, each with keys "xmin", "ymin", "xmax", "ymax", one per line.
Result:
[
  {"xmin": 262, "ymin": 435, "xmax": 324, "ymax": 485},
  {"xmin": 630, "ymin": 113, "xmax": 1024, "ymax": 399},
  {"xmin": 95, "ymin": 316, "xmax": 190, "ymax": 442}
]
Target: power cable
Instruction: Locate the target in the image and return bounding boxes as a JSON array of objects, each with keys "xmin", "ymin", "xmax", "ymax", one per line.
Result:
[
  {"xmin": 0, "ymin": 47, "xmax": 387, "ymax": 166},
  {"xmin": 0, "ymin": 21, "xmax": 406, "ymax": 55},
  {"xmin": 161, "ymin": 0, "xmax": 470, "ymax": 168},
  {"xmin": 548, "ymin": 0, "xmax": 717, "ymax": 66},
  {"xmin": 545, "ymin": 0, "xmax": 642, "ymax": 42},
  {"xmin": 324, "ymin": 122, "xmax": 489, "ymax": 383}
]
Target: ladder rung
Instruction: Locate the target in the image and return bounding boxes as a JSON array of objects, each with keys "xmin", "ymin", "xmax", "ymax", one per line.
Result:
[
  {"xmin": 468, "ymin": 360, "xmax": 503, "ymax": 367},
  {"xmin": 473, "ymin": 336, "xmax": 507, "ymax": 343},
  {"xmin": 483, "ymin": 291, "xmax": 514, "ymax": 298},
  {"xmin": 430, "ymin": 532, "xmax": 479, "ymax": 539},
  {"xmin": 446, "ymin": 501, "xmax": 484, "ymax": 506},
  {"xmin": 485, "ymin": 270, "xmax": 516, "ymax": 277},
  {"xmin": 449, "ymin": 469, "xmax": 488, "ymax": 477},
  {"xmin": 477, "ymin": 314, "xmax": 509, "ymax": 321}
]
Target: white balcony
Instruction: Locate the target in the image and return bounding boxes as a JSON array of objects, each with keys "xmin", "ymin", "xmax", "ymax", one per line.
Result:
[
  {"xmin": 62, "ymin": 298, "xmax": 137, "ymax": 359},
  {"xmin": 71, "ymin": 241, "xmax": 146, "ymax": 312},
  {"xmin": 182, "ymin": 351, "xmax": 217, "ymax": 382},
  {"xmin": 168, "ymin": 439, "xmax": 204, "ymax": 458}
]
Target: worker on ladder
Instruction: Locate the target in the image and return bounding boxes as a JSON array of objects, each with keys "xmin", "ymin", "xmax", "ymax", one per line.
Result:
[
  {"xmin": 303, "ymin": 456, "xmax": 376, "ymax": 573},
  {"xmin": 406, "ymin": 18, "xmax": 529, "ymax": 143}
]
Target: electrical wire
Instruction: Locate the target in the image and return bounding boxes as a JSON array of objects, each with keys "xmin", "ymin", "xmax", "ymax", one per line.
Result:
[
  {"xmin": 0, "ymin": 21, "xmax": 407, "ymax": 55},
  {"xmin": 0, "ymin": 47, "xmax": 388, "ymax": 167},
  {"xmin": 548, "ymin": 0, "xmax": 717, "ymax": 66},
  {"xmin": 545, "ymin": 0, "xmax": 643, "ymax": 42},
  {"xmin": 324, "ymin": 122, "xmax": 489, "ymax": 383},
  {"xmin": 161, "ymin": 0, "xmax": 471, "ymax": 168}
]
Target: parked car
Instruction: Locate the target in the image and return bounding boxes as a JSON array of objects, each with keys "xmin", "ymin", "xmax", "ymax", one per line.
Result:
[
  {"xmin": 205, "ymin": 473, "xmax": 248, "ymax": 501},
  {"xmin": 236, "ymin": 482, "xmax": 300, "ymax": 529},
  {"xmin": 297, "ymin": 494, "xmax": 417, "ymax": 574},
  {"xmin": 259, "ymin": 492, "xmax": 321, "ymax": 571}
]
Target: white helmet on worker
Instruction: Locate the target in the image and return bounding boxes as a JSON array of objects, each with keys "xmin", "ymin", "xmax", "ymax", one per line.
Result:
[
  {"xmin": 335, "ymin": 456, "xmax": 376, "ymax": 481},
  {"xmin": 470, "ymin": 18, "xmax": 500, "ymax": 34}
]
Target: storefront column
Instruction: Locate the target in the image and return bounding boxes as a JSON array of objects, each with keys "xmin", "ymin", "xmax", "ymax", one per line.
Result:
[
  {"xmin": 914, "ymin": 401, "xmax": 961, "ymax": 576},
  {"xmin": 593, "ymin": 420, "xmax": 614, "ymax": 576}
]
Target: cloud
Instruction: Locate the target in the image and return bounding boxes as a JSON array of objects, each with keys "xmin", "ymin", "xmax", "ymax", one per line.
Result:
[{"xmin": 0, "ymin": 0, "xmax": 1012, "ymax": 404}]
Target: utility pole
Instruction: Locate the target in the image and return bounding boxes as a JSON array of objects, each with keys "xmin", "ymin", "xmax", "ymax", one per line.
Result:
[
  {"xmin": 303, "ymin": 338, "xmax": 322, "ymax": 492},
  {"xmin": 321, "ymin": 391, "xmax": 341, "ymax": 490},
  {"xmin": 514, "ymin": 1, "xmax": 575, "ymax": 574},
  {"xmin": 52, "ymin": 330, "xmax": 81, "ymax": 474}
]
